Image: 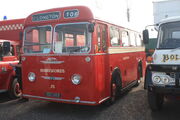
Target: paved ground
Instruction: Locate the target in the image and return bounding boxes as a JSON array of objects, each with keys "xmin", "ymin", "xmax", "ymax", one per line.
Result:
[{"xmin": 0, "ymin": 82, "xmax": 180, "ymax": 120}]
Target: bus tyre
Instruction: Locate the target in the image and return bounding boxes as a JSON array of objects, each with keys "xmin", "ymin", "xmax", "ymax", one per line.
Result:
[
  {"xmin": 148, "ymin": 90, "xmax": 164, "ymax": 111},
  {"xmin": 106, "ymin": 74, "xmax": 121, "ymax": 105},
  {"xmin": 106, "ymin": 81, "xmax": 117, "ymax": 105},
  {"xmin": 9, "ymin": 78, "xmax": 22, "ymax": 99}
]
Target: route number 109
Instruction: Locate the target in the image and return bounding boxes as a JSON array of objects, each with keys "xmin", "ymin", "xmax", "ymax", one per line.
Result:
[{"xmin": 64, "ymin": 9, "xmax": 79, "ymax": 19}]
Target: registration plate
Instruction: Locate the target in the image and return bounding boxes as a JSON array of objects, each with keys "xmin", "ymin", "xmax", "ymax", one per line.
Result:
[{"xmin": 45, "ymin": 92, "xmax": 60, "ymax": 98}]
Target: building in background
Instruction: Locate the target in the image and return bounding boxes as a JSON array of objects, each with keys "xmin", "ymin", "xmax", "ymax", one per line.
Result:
[{"xmin": 153, "ymin": 0, "xmax": 180, "ymax": 24}]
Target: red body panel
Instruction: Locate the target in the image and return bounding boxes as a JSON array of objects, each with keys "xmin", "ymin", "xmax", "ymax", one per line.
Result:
[
  {"xmin": 0, "ymin": 19, "xmax": 24, "ymax": 41},
  {"xmin": 22, "ymin": 52, "xmax": 146, "ymax": 105},
  {"xmin": 22, "ymin": 55, "xmax": 100, "ymax": 103},
  {"xmin": 21, "ymin": 6, "xmax": 146, "ymax": 105}
]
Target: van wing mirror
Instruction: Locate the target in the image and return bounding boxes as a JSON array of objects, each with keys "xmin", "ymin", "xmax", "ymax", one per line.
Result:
[
  {"xmin": 143, "ymin": 29, "xmax": 149, "ymax": 44},
  {"xmin": 3, "ymin": 41, "xmax": 11, "ymax": 54},
  {"xmin": 88, "ymin": 23, "xmax": 94, "ymax": 32}
]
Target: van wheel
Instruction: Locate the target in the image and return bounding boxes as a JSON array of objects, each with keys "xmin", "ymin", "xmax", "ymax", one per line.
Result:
[
  {"xmin": 148, "ymin": 90, "xmax": 164, "ymax": 111},
  {"xmin": 135, "ymin": 64, "xmax": 142, "ymax": 86},
  {"xmin": 9, "ymin": 78, "xmax": 22, "ymax": 99}
]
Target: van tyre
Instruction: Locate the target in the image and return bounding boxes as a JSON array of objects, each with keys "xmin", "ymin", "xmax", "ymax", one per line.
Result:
[
  {"xmin": 9, "ymin": 78, "xmax": 22, "ymax": 99},
  {"xmin": 148, "ymin": 90, "xmax": 164, "ymax": 111},
  {"xmin": 135, "ymin": 64, "xmax": 142, "ymax": 86}
]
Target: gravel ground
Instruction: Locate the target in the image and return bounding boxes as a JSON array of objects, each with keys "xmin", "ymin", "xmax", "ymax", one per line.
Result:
[{"xmin": 0, "ymin": 81, "xmax": 180, "ymax": 120}]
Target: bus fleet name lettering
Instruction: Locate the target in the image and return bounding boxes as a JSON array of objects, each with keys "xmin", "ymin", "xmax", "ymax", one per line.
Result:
[{"xmin": 40, "ymin": 69, "xmax": 65, "ymax": 73}]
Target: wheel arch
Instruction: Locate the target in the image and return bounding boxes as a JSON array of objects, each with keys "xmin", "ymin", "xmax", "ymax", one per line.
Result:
[{"xmin": 111, "ymin": 67, "xmax": 122, "ymax": 88}]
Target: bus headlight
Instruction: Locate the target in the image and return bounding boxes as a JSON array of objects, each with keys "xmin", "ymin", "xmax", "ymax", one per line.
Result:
[
  {"xmin": 28, "ymin": 72, "xmax": 36, "ymax": 82},
  {"xmin": 71, "ymin": 74, "xmax": 81, "ymax": 85}
]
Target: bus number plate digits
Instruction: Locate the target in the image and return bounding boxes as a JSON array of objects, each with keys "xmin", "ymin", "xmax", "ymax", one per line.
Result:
[
  {"xmin": 45, "ymin": 92, "xmax": 60, "ymax": 98},
  {"xmin": 64, "ymin": 9, "xmax": 79, "ymax": 19}
]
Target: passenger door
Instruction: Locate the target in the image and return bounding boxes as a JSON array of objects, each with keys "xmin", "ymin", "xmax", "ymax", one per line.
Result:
[
  {"xmin": 95, "ymin": 24, "xmax": 109, "ymax": 98},
  {"xmin": 121, "ymin": 30, "xmax": 133, "ymax": 85}
]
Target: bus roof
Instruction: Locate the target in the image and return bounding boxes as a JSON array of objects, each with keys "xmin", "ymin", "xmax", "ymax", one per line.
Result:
[{"xmin": 25, "ymin": 6, "xmax": 94, "ymax": 26}]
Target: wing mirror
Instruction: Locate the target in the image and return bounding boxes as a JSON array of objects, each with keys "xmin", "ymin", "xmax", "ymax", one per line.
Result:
[{"xmin": 143, "ymin": 29, "xmax": 149, "ymax": 44}]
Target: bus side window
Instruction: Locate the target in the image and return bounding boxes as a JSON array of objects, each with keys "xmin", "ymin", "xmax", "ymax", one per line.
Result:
[
  {"xmin": 136, "ymin": 33, "xmax": 142, "ymax": 46},
  {"xmin": 129, "ymin": 32, "xmax": 136, "ymax": 47},
  {"xmin": 96, "ymin": 24, "xmax": 107, "ymax": 52},
  {"xmin": 97, "ymin": 25, "xmax": 101, "ymax": 52},
  {"xmin": 102, "ymin": 25, "xmax": 107, "ymax": 51},
  {"xmin": 122, "ymin": 31, "xmax": 129, "ymax": 47},
  {"xmin": 110, "ymin": 27, "xmax": 120, "ymax": 46}
]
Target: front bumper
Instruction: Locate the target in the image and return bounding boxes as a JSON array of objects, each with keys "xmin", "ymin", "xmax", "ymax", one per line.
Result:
[
  {"xmin": 145, "ymin": 64, "xmax": 180, "ymax": 95},
  {"xmin": 145, "ymin": 64, "xmax": 180, "ymax": 89},
  {"xmin": 149, "ymin": 86, "xmax": 180, "ymax": 94},
  {"xmin": 23, "ymin": 94, "xmax": 97, "ymax": 105},
  {"xmin": 22, "ymin": 94, "xmax": 110, "ymax": 105}
]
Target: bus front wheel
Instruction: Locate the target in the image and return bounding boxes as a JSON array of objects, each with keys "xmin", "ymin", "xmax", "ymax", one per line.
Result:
[{"xmin": 106, "ymin": 73, "xmax": 122, "ymax": 105}]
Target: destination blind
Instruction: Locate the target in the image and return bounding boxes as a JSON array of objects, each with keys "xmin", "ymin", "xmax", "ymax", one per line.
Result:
[{"xmin": 32, "ymin": 12, "xmax": 60, "ymax": 22}]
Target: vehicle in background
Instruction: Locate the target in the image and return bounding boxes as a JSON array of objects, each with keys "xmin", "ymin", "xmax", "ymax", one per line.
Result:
[
  {"xmin": 145, "ymin": 38, "xmax": 157, "ymax": 57},
  {"xmin": 144, "ymin": 0, "xmax": 180, "ymax": 58},
  {"xmin": 21, "ymin": 6, "xmax": 146, "ymax": 105},
  {"xmin": 0, "ymin": 19, "xmax": 24, "ymax": 98},
  {"xmin": 144, "ymin": 16, "xmax": 180, "ymax": 111},
  {"xmin": 143, "ymin": 25, "xmax": 158, "ymax": 58}
]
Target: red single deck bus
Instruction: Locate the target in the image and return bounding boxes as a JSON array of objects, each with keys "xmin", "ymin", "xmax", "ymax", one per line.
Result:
[
  {"xmin": 21, "ymin": 6, "xmax": 146, "ymax": 105},
  {"xmin": 0, "ymin": 19, "xmax": 24, "ymax": 98}
]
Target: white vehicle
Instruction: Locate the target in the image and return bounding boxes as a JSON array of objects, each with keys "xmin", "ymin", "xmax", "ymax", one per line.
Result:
[{"xmin": 143, "ymin": 16, "xmax": 180, "ymax": 111}]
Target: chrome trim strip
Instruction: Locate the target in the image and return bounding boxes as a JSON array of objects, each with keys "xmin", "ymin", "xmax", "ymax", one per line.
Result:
[
  {"xmin": 22, "ymin": 47, "xmax": 145, "ymax": 57},
  {"xmin": 0, "ymin": 61, "xmax": 19, "ymax": 64},
  {"xmin": 41, "ymin": 76, "xmax": 64, "ymax": 80},
  {"xmin": 22, "ymin": 53, "xmax": 104, "ymax": 56},
  {"xmin": 40, "ymin": 61, "xmax": 64, "ymax": 64},
  {"xmin": 0, "ymin": 89, "xmax": 7, "ymax": 93},
  {"xmin": 23, "ymin": 94, "xmax": 96, "ymax": 104},
  {"xmin": 98, "ymin": 96, "xmax": 110, "ymax": 103}
]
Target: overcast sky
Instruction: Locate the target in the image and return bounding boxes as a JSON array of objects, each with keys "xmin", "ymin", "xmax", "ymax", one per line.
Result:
[{"xmin": 0, "ymin": 0, "xmax": 154, "ymax": 31}]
